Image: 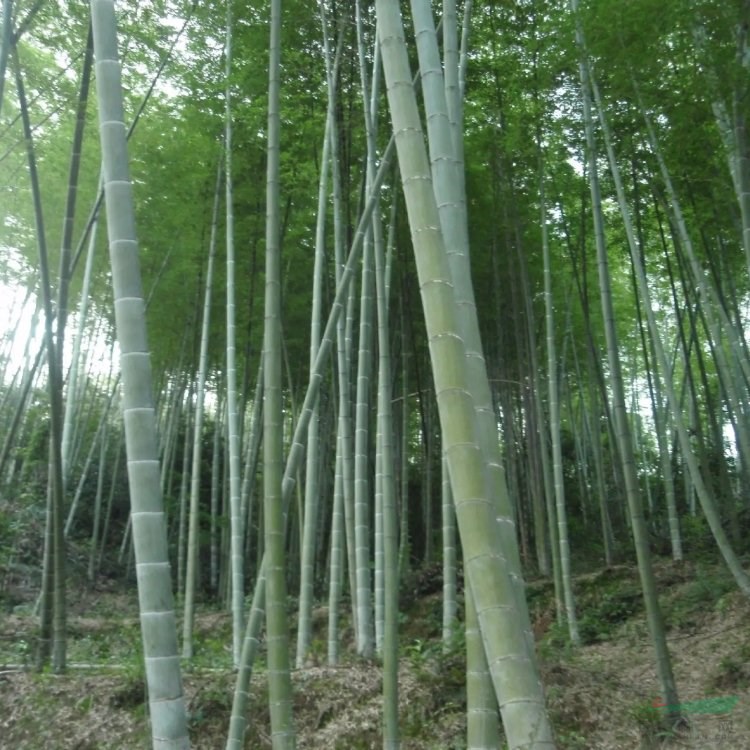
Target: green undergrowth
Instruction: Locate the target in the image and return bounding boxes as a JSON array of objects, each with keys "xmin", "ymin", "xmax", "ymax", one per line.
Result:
[
  {"xmin": 3, "ymin": 556, "xmax": 750, "ymax": 748},
  {"xmin": 531, "ymin": 556, "xmax": 743, "ymax": 653}
]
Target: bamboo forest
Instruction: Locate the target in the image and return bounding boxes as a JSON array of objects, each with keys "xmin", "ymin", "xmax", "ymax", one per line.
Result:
[{"xmin": 2, "ymin": 0, "xmax": 750, "ymax": 747}]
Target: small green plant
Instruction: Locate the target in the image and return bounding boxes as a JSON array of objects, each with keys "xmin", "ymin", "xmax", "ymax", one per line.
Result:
[
  {"xmin": 189, "ymin": 680, "xmax": 232, "ymax": 729},
  {"xmin": 555, "ymin": 728, "xmax": 589, "ymax": 749},
  {"xmin": 680, "ymin": 515, "xmax": 715, "ymax": 559},
  {"xmin": 107, "ymin": 630, "xmax": 148, "ymax": 713},
  {"xmin": 715, "ymin": 593, "xmax": 733, "ymax": 615},
  {"xmin": 76, "ymin": 694, "xmax": 94, "ymax": 715},
  {"xmin": 576, "ymin": 586, "xmax": 644, "ymax": 644},
  {"xmin": 663, "ymin": 567, "xmax": 735, "ymax": 631},
  {"xmin": 110, "ymin": 666, "xmax": 147, "ymax": 712},
  {"xmin": 629, "ymin": 700, "xmax": 670, "ymax": 749},
  {"xmin": 629, "ymin": 701, "xmax": 662, "ymax": 726},
  {"xmin": 711, "ymin": 655, "xmax": 750, "ymax": 690},
  {"xmin": 538, "ymin": 620, "xmax": 575, "ymax": 658},
  {"xmin": 11, "ymin": 637, "xmax": 31, "ymax": 666},
  {"xmin": 403, "ymin": 638, "xmax": 431, "ymax": 663},
  {"xmin": 191, "ymin": 630, "xmax": 234, "ymax": 671},
  {"xmin": 306, "ymin": 637, "xmax": 326, "ymax": 664}
]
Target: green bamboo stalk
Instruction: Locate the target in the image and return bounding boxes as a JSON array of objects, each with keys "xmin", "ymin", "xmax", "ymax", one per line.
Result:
[
  {"xmin": 224, "ymin": 0, "xmax": 244, "ymax": 667},
  {"xmin": 90, "ymin": 0, "xmax": 189, "ymax": 744},
  {"xmin": 540, "ymin": 156, "xmax": 579, "ymax": 645},
  {"xmin": 375, "ymin": 2, "xmax": 553, "ymax": 745},
  {"xmin": 13, "ymin": 48, "xmax": 67, "ymax": 673},
  {"xmin": 0, "ymin": 0, "xmax": 12, "ymax": 117},
  {"xmin": 263, "ymin": 0, "xmax": 295, "ymax": 740},
  {"xmin": 182, "ymin": 157, "xmax": 222, "ymax": 658}
]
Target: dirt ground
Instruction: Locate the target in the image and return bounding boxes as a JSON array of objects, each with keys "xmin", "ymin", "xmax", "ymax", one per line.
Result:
[{"xmin": 1, "ymin": 560, "xmax": 749, "ymax": 749}]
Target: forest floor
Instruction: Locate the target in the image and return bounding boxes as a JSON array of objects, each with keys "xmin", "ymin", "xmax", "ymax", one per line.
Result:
[{"xmin": 1, "ymin": 557, "xmax": 750, "ymax": 749}]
